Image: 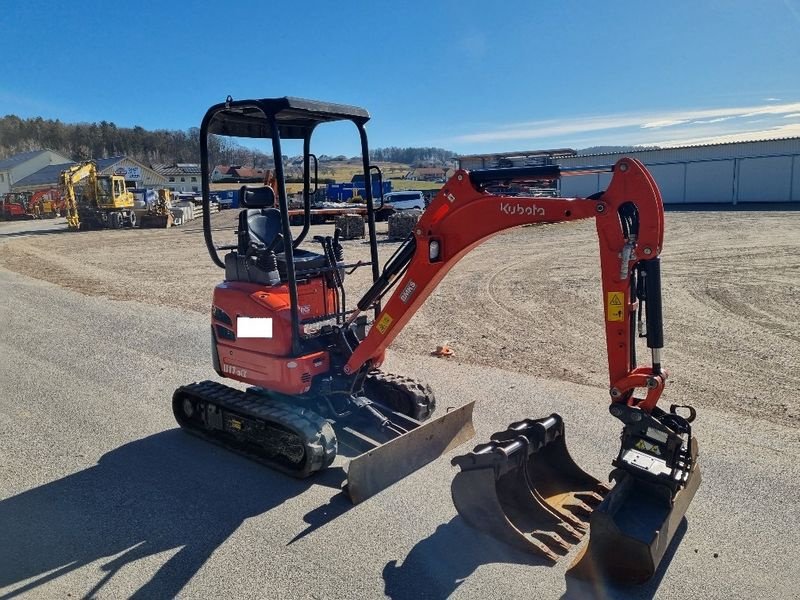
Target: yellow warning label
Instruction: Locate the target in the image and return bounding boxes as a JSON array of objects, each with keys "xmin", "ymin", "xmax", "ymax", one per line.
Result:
[
  {"xmin": 607, "ymin": 292, "xmax": 625, "ymax": 322},
  {"xmin": 376, "ymin": 313, "xmax": 393, "ymax": 334}
]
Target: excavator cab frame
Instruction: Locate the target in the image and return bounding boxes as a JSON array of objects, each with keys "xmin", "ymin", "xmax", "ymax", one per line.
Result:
[{"xmin": 199, "ymin": 96, "xmax": 384, "ymax": 354}]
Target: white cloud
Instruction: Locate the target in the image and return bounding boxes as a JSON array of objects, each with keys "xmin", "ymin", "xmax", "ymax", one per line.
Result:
[
  {"xmin": 691, "ymin": 116, "xmax": 733, "ymax": 124},
  {"xmin": 641, "ymin": 119, "xmax": 690, "ymax": 129},
  {"xmin": 450, "ymin": 101, "xmax": 800, "ymax": 148},
  {"xmin": 783, "ymin": 113, "xmax": 800, "ymax": 118}
]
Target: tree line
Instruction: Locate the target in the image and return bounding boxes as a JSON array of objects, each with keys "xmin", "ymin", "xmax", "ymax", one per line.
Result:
[
  {"xmin": 0, "ymin": 115, "xmax": 457, "ymax": 169},
  {"xmin": 368, "ymin": 146, "xmax": 456, "ymax": 166}
]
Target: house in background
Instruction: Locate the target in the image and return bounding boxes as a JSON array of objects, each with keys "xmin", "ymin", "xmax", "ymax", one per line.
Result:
[
  {"xmin": 153, "ymin": 163, "xmax": 202, "ymax": 192},
  {"xmin": 0, "ymin": 149, "xmax": 72, "ymax": 194},
  {"xmin": 13, "ymin": 155, "xmax": 168, "ymax": 193},
  {"xmin": 405, "ymin": 167, "xmax": 446, "ymax": 182},
  {"xmin": 211, "ymin": 165, "xmax": 267, "ymax": 183}
]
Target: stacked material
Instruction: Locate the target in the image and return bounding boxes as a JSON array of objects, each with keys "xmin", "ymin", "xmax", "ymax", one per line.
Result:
[
  {"xmin": 388, "ymin": 210, "xmax": 421, "ymax": 240},
  {"xmin": 170, "ymin": 201, "xmax": 195, "ymax": 226},
  {"xmin": 334, "ymin": 214, "xmax": 365, "ymax": 240}
]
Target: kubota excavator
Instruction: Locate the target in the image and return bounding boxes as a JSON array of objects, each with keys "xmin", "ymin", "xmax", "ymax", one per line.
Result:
[{"xmin": 173, "ymin": 96, "xmax": 700, "ymax": 585}]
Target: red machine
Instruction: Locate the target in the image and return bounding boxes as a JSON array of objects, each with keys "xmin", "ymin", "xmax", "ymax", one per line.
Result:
[
  {"xmin": 0, "ymin": 193, "xmax": 31, "ymax": 220},
  {"xmin": 27, "ymin": 188, "xmax": 62, "ymax": 218},
  {"xmin": 173, "ymin": 97, "xmax": 700, "ymax": 584}
]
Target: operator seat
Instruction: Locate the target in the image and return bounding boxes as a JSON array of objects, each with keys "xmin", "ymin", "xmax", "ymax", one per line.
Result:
[{"xmin": 224, "ymin": 186, "xmax": 328, "ymax": 284}]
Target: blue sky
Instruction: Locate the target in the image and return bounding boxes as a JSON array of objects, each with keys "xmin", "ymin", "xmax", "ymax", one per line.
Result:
[{"xmin": 1, "ymin": 0, "xmax": 799, "ymax": 156}]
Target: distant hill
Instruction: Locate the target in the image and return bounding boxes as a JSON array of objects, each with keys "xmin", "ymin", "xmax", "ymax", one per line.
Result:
[
  {"xmin": 578, "ymin": 145, "xmax": 661, "ymax": 155},
  {"xmin": 0, "ymin": 114, "xmax": 458, "ymax": 172}
]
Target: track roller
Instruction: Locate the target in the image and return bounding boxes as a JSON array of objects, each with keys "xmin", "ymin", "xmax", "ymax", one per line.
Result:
[{"xmin": 173, "ymin": 380, "xmax": 336, "ymax": 478}]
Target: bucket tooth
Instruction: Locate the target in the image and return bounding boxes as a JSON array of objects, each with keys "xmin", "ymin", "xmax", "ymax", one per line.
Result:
[
  {"xmin": 531, "ymin": 530, "xmax": 571, "ymax": 554},
  {"xmin": 452, "ymin": 413, "xmax": 605, "ymax": 562}
]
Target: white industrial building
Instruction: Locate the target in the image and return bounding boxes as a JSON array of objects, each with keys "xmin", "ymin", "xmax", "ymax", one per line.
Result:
[
  {"xmin": 0, "ymin": 149, "xmax": 72, "ymax": 195},
  {"xmin": 12, "ymin": 155, "xmax": 167, "ymax": 193},
  {"xmin": 557, "ymin": 137, "xmax": 800, "ymax": 205}
]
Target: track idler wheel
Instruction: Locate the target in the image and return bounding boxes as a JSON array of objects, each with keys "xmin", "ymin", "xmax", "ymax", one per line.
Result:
[{"xmin": 451, "ymin": 414, "xmax": 608, "ymax": 563}]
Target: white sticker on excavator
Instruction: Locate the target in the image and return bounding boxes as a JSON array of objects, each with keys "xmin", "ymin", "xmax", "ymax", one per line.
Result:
[{"xmin": 237, "ymin": 317, "xmax": 273, "ymax": 338}]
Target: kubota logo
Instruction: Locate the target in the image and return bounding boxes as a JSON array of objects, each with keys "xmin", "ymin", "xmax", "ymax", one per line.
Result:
[{"xmin": 500, "ymin": 202, "xmax": 545, "ymax": 216}]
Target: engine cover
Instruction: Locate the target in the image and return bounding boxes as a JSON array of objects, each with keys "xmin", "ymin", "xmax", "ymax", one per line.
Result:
[{"xmin": 211, "ymin": 280, "xmax": 334, "ymax": 394}]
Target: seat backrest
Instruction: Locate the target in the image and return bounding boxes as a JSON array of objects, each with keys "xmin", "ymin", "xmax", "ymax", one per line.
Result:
[
  {"xmin": 246, "ymin": 208, "xmax": 283, "ymax": 251},
  {"xmin": 240, "ymin": 185, "xmax": 275, "ymax": 208}
]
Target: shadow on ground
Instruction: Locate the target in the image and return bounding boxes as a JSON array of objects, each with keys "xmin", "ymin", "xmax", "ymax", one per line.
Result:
[
  {"xmin": 0, "ymin": 226, "xmax": 68, "ymax": 239},
  {"xmin": 382, "ymin": 517, "xmax": 688, "ymax": 600},
  {"xmin": 0, "ymin": 430, "xmax": 346, "ymax": 598},
  {"xmin": 382, "ymin": 516, "xmax": 550, "ymax": 600},
  {"xmin": 561, "ymin": 520, "xmax": 687, "ymax": 600}
]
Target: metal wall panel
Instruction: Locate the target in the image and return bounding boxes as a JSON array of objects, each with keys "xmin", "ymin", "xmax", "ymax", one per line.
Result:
[
  {"xmin": 560, "ymin": 173, "xmax": 602, "ymax": 198},
  {"xmin": 736, "ymin": 156, "xmax": 793, "ymax": 203},
  {"xmin": 793, "ymin": 156, "xmax": 800, "ymax": 202},
  {"xmin": 646, "ymin": 163, "xmax": 686, "ymax": 204},
  {"xmin": 685, "ymin": 160, "xmax": 734, "ymax": 203}
]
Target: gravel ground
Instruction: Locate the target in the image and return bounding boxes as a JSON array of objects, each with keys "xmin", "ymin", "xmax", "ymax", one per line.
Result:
[
  {"xmin": 1, "ymin": 209, "xmax": 798, "ymax": 428},
  {"xmin": 1, "ymin": 265, "xmax": 799, "ymax": 599}
]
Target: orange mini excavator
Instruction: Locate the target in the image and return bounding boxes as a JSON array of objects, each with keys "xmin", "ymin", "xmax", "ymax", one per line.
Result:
[{"xmin": 173, "ymin": 96, "xmax": 700, "ymax": 584}]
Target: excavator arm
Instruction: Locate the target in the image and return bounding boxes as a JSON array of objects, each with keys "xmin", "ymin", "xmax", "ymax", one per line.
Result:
[
  {"xmin": 346, "ymin": 158, "xmax": 667, "ymax": 414},
  {"xmin": 345, "ymin": 158, "xmax": 699, "ymax": 583},
  {"xmin": 60, "ymin": 161, "xmax": 98, "ymax": 230}
]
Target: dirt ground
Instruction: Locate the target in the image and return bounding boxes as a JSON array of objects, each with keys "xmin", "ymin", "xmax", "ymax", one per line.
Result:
[{"xmin": 1, "ymin": 209, "xmax": 798, "ymax": 427}]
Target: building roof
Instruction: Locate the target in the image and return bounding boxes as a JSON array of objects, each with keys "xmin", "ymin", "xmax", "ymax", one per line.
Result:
[
  {"xmin": 153, "ymin": 163, "xmax": 202, "ymax": 176},
  {"xmin": 13, "ymin": 162, "xmax": 76, "ymax": 188},
  {"xmin": 0, "ymin": 150, "xmax": 50, "ymax": 170},
  {"xmin": 232, "ymin": 167, "xmax": 266, "ymax": 179},
  {"xmin": 573, "ymin": 136, "xmax": 800, "ymax": 158},
  {"xmin": 95, "ymin": 156, "xmax": 126, "ymax": 170},
  {"xmin": 457, "ymin": 148, "xmax": 577, "ymax": 161}
]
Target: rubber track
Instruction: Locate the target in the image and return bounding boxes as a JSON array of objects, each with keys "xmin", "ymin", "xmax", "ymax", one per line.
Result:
[
  {"xmin": 363, "ymin": 371, "xmax": 436, "ymax": 421},
  {"xmin": 173, "ymin": 380, "xmax": 337, "ymax": 478}
]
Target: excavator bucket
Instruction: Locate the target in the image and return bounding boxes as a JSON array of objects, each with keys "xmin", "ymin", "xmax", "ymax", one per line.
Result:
[
  {"xmin": 452, "ymin": 409, "xmax": 701, "ymax": 584},
  {"xmin": 345, "ymin": 401, "xmax": 476, "ymax": 504},
  {"xmin": 450, "ymin": 414, "xmax": 609, "ymax": 562},
  {"xmin": 568, "ymin": 436, "xmax": 701, "ymax": 584}
]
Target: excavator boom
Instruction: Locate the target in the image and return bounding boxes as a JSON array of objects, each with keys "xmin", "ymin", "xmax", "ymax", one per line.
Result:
[{"xmin": 343, "ymin": 158, "xmax": 699, "ymax": 583}]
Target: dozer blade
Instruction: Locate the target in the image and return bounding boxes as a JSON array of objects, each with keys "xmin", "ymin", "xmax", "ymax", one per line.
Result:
[
  {"xmin": 139, "ymin": 213, "xmax": 174, "ymax": 228},
  {"xmin": 569, "ymin": 436, "xmax": 701, "ymax": 584},
  {"xmin": 346, "ymin": 401, "xmax": 475, "ymax": 504},
  {"xmin": 451, "ymin": 414, "xmax": 609, "ymax": 562}
]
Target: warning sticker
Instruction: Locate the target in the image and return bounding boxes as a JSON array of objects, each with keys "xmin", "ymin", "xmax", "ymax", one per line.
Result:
[
  {"xmin": 376, "ymin": 313, "xmax": 393, "ymax": 334},
  {"xmin": 607, "ymin": 292, "xmax": 625, "ymax": 322}
]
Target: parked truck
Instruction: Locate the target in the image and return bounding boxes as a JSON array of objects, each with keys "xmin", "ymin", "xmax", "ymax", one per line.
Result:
[{"xmin": 326, "ymin": 173, "xmax": 392, "ymax": 201}]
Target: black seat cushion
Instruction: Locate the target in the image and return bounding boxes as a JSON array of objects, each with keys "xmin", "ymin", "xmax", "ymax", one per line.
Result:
[
  {"xmin": 276, "ymin": 249, "xmax": 328, "ymax": 279},
  {"xmin": 229, "ymin": 207, "xmax": 329, "ymax": 283}
]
